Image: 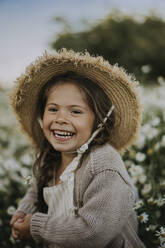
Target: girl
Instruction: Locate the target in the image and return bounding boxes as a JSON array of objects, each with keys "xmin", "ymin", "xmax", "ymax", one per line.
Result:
[{"xmin": 10, "ymin": 49, "xmax": 145, "ymax": 247}]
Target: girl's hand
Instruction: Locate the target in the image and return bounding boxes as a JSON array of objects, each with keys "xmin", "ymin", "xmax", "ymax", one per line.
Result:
[
  {"xmin": 11, "ymin": 219, "xmax": 24, "ymax": 240},
  {"xmin": 10, "ymin": 211, "xmax": 26, "ymax": 226},
  {"xmin": 10, "ymin": 211, "xmax": 26, "ymax": 240},
  {"xmin": 13, "ymin": 214, "xmax": 32, "ymax": 240}
]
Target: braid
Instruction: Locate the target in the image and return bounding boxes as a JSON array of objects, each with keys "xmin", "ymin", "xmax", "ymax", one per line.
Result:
[{"xmin": 33, "ymin": 140, "xmax": 61, "ymax": 212}]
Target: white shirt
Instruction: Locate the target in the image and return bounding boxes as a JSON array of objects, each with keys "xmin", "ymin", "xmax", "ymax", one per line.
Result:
[{"xmin": 43, "ymin": 155, "xmax": 81, "ymax": 248}]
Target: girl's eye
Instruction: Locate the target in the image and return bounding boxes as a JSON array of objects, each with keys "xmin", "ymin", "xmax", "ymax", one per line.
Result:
[
  {"xmin": 48, "ymin": 107, "xmax": 58, "ymax": 112},
  {"xmin": 72, "ymin": 110, "xmax": 82, "ymax": 114}
]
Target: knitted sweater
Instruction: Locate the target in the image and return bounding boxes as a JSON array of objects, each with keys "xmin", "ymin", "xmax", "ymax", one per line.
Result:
[{"xmin": 17, "ymin": 143, "xmax": 145, "ymax": 248}]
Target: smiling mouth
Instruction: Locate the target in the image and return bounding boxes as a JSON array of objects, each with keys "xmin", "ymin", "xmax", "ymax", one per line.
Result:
[{"xmin": 52, "ymin": 130, "xmax": 75, "ymax": 140}]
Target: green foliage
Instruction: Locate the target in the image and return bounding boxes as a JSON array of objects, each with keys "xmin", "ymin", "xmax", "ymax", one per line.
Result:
[{"xmin": 51, "ymin": 12, "xmax": 165, "ymax": 84}]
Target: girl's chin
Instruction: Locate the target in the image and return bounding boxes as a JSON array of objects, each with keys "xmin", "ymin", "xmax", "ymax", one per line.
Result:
[{"xmin": 52, "ymin": 145, "xmax": 78, "ymax": 153}]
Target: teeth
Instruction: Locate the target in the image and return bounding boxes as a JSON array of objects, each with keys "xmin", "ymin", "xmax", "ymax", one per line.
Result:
[{"xmin": 53, "ymin": 130, "xmax": 74, "ymax": 137}]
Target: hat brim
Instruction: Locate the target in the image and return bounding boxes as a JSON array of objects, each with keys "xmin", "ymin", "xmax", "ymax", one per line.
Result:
[{"xmin": 11, "ymin": 49, "xmax": 142, "ymax": 152}]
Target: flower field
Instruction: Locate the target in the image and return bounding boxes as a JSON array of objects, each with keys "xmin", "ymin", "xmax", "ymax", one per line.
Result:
[
  {"xmin": 0, "ymin": 82, "xmax": 165, "ymax": 247},
  {"xmin": 124, "ymin": 82, "xmax": 165, "ymax": 247}
]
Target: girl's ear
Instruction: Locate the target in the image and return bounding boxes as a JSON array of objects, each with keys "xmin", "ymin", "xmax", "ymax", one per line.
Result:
[{"xmin": 38, "ymin": 118, "xmax": 43, "ymax": 129}]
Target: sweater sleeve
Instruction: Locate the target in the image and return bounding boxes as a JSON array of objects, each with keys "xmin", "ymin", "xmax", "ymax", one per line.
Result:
[
  {"xmin": 30, "ymin": 170, "xmax": 135, "ymax": 248},
  {"xmin": 17, "ymin": 182, "xmax": 38, "ymax": 214}
]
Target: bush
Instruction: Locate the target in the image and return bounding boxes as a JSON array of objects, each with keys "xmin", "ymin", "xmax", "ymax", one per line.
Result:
[{"xmin": 51, "ymin": 12, "xmax": 165, "ymax": 84}]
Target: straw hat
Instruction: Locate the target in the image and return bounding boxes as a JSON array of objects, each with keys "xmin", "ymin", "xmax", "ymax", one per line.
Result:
[{"xmin": 10, "ymin": 48, "xmax": 142, "ymax": 152}]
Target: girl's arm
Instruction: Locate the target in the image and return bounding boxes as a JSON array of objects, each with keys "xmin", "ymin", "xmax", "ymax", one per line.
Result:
[
  {"xmin": 10, "ymin": 182, "xmax": 38, "ymax": 240},
  {"xmin": 30, "ymin": 170, "xmax": 136, "ymax": 248},
  {"xmin": 16, "ymin": 181, "xmax": 38, "ymax": 215}
]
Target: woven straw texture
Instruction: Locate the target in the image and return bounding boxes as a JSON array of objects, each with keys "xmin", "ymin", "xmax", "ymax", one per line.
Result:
[{"xmin": 10, "ymin": 49, "xmax": 142, "ymax": 152}]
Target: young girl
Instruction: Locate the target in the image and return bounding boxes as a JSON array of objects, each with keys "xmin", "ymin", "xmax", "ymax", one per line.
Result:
[{"xmin": 10, "ymin": 49, "xmax": 145, "ymax": 247}]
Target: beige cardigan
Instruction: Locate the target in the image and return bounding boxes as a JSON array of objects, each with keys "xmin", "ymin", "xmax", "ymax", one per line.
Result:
[{"xmin": 17, "ymin": 143, "xmax": 145, "ymax": 248}]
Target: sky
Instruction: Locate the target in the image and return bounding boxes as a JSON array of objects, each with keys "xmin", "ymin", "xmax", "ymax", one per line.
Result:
[{"xmin": 0, "ymin": 0, "xmax": 165, "ymax": 87}]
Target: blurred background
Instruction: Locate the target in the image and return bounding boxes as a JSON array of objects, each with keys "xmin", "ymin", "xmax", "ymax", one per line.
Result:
[{"xmin": 0, "ymin": 0, "xmax": 165, "ymax": 247}]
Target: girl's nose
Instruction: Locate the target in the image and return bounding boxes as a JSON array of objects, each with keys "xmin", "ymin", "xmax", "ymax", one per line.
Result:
[{"xmin": 54, "ymin": 110, "xmax": 68, "ymax": 124}]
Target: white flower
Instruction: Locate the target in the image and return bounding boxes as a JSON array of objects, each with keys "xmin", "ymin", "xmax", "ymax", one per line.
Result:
[
  {"xmin": 154, "ymin": 142, "xmax": 161, "ymax": 151},
  {"xmin": 147, "ymin": 197, "xmax": 156, "ymax": 205},
  {"xmin": 141, "ymin": 64, "xmax": 151, "ymax": 74},
  {"xmin": 135, "ymin": 152, "xmax": 146, "ymax": 162},
  {"xmin": 147, "ymin": 127, "xmax": 159, "ymax": 140},
  {"xmin": 161, "ymin": 135, "xmax": 165, "ymax": 146},
  {"xmin": 138, "ymin": 174, "xmax": 147, "ymax": 184},
  {"xmin": 7, "ymin": 206, "xmax": 16, "ymax": 216},
  {"xmin": 141, "ymin": 84, "xmax": 165, "ymax": 114},
  {"xmin": 130, "ymin": 176, "xmax": 138, "ymax": 185},
  {"xmin": 128, "ymin": 164, "xmax": 147, "ymax": 185},
  {"xmin": 129, "ymin": 164, "xmax": 143, "ymax": 177},
  {"xmin": 151, "ymin": 117, "xmax": 160, "ymax": 127},
  {"xmin": 135, "ymin": 134, "xmax": 145, "ymax": 149},
  {"xmin": 124, "ymin": 160, "xmax": 132, "ymax": 169},
  {"xmin": 134, "ymin": 199, "xmax": 144, "ymax": 210},
  {"xmin": 155, "ymin": 197, "xmax": 165, "ymax": 207},
  {"xmin": 20, "ymin": 154, "xmax": 33, "ymax": 165},
  {"xmin": 139, "ymin": 212, "xmax": 149, "ymax": 223},
  {"xmin": 20, "ymin": 167, "xmax": 30, "ymax": 178},
  {"xmin": 156, "ymin": 227, "xmax": 165, "ymax": 247},
  {"xmin": 146, "ymin": 224, "xmax": 157, "ymax": 231},
  {"xmin": 158, "ymin": 76, "xmax": 165, "ymax": 85},
  {"xmin": 23, "ymin": 175, "xmax": 32, "ymax": 185},
  {"xmin": 141, "ymin": 124, "xmax": 151, "ymax": 134},
  {"xmin": 4, "ymin": 159, "xmax": 20, "ymax": 171},
  {"xmin": 141, "ymin": 123, "xmax": 159, "ymax": 140},
  {"xmin": 156, "ymin": 227, "xmax": 165, "ymax": 237},
  {"xmin": 141, "ymin": 183, "xmax": 152, "ymax": 195},
  {"xmin": 159, "ymin": 237, "xmax": 165, "ymax": 247}
]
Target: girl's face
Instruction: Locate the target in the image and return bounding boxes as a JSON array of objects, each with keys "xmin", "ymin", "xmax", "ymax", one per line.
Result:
[{"xmin": 42, "ymin": 82, "xmax": 95, "ymax": 155}]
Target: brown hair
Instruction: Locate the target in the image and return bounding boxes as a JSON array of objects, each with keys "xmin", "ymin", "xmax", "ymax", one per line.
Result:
[{"xmin": 32, "ymin": 71, "xmax": 115, "ymax": 212}]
